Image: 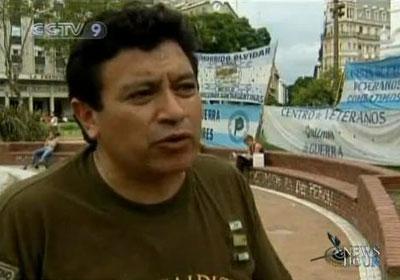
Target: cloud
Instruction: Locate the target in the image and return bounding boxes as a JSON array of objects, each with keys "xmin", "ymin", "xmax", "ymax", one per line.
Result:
[
  {"xmin": 230, "ymin": 1, "xmax": 326, "ymax": 84},
  {"xmin": 276, "ymin": 42, "xmax": 321, "ymax": 83}
]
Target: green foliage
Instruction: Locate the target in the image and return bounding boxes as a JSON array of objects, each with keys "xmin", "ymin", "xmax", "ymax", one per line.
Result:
[
  {"xmin": 34, "ymin": 0, "xmax": 125, "ymax": 56},
  {"xmin": 0, "ymin": 107, "xmax": 49, "ymax": 141},
  {"xmin": 59, "ymin": 122, "xmax": 79, "ymax": 131},
  {"xmin": 265, "ymin": 93, "xmax": 279, "ymax": 106},
  {"xmin": 288, "ymin": 69, "xmax": 343, "ymax": 107},
  {"xmin": 189, "ymin": 13, "xmax": 271, "ymax": 53}
]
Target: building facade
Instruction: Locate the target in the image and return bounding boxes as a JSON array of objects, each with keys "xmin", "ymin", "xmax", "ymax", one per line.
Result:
[
  {"xmin": 320, "ymin": 0, "xmax": 390, "ymax": 72},
  {"xmin": 0, "ymin": 14, "xmax": 69, "ymax": 117},
  {"xmin": 171, "ymin": 1, "xmax": 237, "ymax": 17},
  {"xmin": 380, "ymin": 0, "xmax": 400, "ymax": 58},
  {"xmin": 0, "ymin": 0, "xmax": 236, "ymax": 117}
]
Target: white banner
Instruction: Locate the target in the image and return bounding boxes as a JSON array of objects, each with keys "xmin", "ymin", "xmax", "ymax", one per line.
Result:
[
  {"xmin": 196, "ymin": 44, "xmax": 276, "ymax": 105},
  {"xmin": 262, "ymin": 106, "xmax": 400, "ymax": 166}
]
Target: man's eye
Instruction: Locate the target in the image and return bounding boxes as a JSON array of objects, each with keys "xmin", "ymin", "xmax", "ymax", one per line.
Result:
[
  {"xmin": 176, "ymin": 83, "xmax": 196, "ymax": 96},
  {"xmin": 127, "ymin": 90, "xmax": 154, "ymax": 103}
]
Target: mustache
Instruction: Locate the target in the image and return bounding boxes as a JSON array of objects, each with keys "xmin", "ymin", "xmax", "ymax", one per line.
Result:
[{"xmin": 150, "ymin": 121, "xmax": 198, "ymax": 144}]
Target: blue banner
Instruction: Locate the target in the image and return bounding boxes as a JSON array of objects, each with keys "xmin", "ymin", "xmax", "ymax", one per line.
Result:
[
  {"xmin": 339, "ymin": 56, "xmax": 400, "ymax": 110},
  {"xmin": 201, "ymin": 103, "xmax": 263, "ymax": 149}
]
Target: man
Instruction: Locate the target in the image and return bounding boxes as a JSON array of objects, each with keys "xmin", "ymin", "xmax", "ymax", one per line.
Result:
[
  {"xmin": 49, "ymin": 113, "xmax": 59, "ymax": 133},
  {"xmin": 0, "ymin": 4, "xmax": 292, "ymax": 280},
  {"xmin": 23, "ymin": 131, "xmax": 60, "ymax": 169}
]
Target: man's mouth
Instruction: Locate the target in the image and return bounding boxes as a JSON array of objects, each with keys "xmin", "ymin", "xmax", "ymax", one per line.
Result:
[{"xmin": 154, "ymin": 132, "xmax": 193, "ymax": 149}]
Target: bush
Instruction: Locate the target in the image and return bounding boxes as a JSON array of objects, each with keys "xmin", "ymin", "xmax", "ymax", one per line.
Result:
[
  {"xmin": 0, "ymin": 106, "xmax": 49, "ymax": 141},
  {"xmin": 59, "ymin": 122, "xmax": 80, "ymax": 131}
]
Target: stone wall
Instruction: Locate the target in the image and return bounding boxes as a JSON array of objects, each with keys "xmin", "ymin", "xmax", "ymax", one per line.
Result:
[{"xmin": 247, "ymin": 152, "xmax": 400, "ymax": 279}]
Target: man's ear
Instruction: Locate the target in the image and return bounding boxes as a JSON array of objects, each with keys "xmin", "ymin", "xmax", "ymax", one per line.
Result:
[{"xmin": 71, "ymin": 98, "xmax": 99, "ymax": 140}]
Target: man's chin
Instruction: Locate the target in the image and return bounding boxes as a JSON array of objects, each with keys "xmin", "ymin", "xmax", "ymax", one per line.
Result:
[{"xmin": 151, "ymin": 152, "xmax": 197, "ymax": 174}]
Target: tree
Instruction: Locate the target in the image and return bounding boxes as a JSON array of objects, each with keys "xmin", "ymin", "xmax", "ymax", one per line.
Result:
[
  {"xmin": 0, "ymin": 0, "xmax": 124, "ymax": 105},
  {"xmin": 189, "ymin": 13, "xmax": 271, "ymax": 53},
  {"xmin": 0, "ymin": 0, "xmax": 49, "ymax": 104},
  {"xmin": 287, "ymin": 76, "xmax": 314, "ymax": 104},
  {"xmin": 35, "ymin": 0, "xmax": 124, "ymax": 58},
  {"xmin": 289, "ymin": 69, "xmax": 343, "ymax": 107},
  {"xmin": 291, "ymin": 78, "xmax": 334, "ymax": 107}
]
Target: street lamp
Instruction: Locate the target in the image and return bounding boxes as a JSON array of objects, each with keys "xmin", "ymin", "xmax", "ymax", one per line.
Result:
[{"xmin": 331, "ymin": 0, "xmax": 345, "ymax": 82}]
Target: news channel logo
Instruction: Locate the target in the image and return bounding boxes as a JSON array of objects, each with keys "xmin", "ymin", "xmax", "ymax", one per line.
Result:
[
  {"xmin": 310, "ymin": 232, "xmax": 381, "ymax": 268},
  {"xmin": 32, "ymin": 21, "xmax": 107, "ymax": 39}
]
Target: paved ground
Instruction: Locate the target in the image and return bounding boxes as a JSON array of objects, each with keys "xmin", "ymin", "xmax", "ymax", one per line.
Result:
[{"xmin": 253, "ymin": 187, "xmax": 360, "ymax": 280}]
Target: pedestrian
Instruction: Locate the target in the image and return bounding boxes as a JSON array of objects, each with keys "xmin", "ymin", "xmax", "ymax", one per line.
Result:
[
  {"xmin": 0, "ymin": 4, "xmax": 292, "ymax": 280},
  {"xmin": 23, "ymin": 131, "xmax": 60, "ymax": 169},
  {"xmin": 49, "ymin": 112, "xmax": 59, "ymax": 133}
]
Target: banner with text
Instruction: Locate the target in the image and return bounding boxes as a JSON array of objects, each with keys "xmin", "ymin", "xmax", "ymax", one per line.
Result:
[
  {"xmin": 263, "ymin": 106, "xmax": 400, "ymax": 165},
  {"xmin": 202, "ymin": 104, "xmax": 262, "ymax": 149},
  {"xmin": 339, "ymin": 56, "xmax": 400, "ymax": 110},
  {"xmin": 196, "ymin": 44, "xmax": 276, "ymax": 105}
]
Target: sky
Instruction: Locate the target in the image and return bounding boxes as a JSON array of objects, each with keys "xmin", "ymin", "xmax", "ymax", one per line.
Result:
[{"xmin": 227, "ymin": 0, "xmax": 326, "ymax": 85}]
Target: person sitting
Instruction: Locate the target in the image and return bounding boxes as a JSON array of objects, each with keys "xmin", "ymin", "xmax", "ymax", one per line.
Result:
[
  {"xmin": 244, "ymin": 134, "xmax": 264, "ymax": 155},
  {"xmin": 49, "ymin": 113, "xmax": 59, "ymax": 133},
  {"xmin": 236, "ymin": 135, "xmax": 266, "ymax": 173},
  {"xmin": 24, "ymin": 132, "xmax": 60, "ymax": 169}
]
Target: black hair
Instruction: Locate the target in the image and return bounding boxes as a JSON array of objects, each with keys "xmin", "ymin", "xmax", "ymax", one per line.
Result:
[
  {"xmin": 244, "ymin": 135, "xmax": 254, "ymax": 142},
  {"xmin": 66, "ymin": 3, "xmax": 199, "ymax": 144}
]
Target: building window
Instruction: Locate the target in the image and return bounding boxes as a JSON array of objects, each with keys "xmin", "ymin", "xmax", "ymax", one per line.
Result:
[
  {"xmin": 56, "ymin": 57, "xmax": 65, "ymax": 68},
  {"xmin": 35, "ymin": 49, "xmax": 45, "ymax": 67},
  {"xmin": 366, "ymin": 9, "xmax": 370, "ymax": 19},
  {"xmin": 348, "ymin": 42, "xmax": 352, "ymax": 50},
  {"xmin": 12, "ymin": 63, "xmax": 21, "ymax": 73},
  {"xmin": 35, "ymin": 65, "xmax": 45, "ymax": 75},
  {"xmin": 347, "ymin": 8, "xmax": 354, "ymax": 19},
  {"xmin": 382, "ymin": 12, "xmax": 387, "ymax": 21},
  {"xmin": 359, "ymin": 26, "xmax": 363, "ymax": 34}
]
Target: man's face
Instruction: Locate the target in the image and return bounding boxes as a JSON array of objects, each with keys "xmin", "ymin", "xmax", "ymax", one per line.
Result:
[{"xmin": 92, "ymin": 41, "xmax": 202, "ymax": 176}]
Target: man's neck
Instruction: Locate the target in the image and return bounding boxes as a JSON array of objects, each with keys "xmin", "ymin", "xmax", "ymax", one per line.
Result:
[{"xmin": 93, "ymin": 149, "xmax": 186, "ymax": 205}]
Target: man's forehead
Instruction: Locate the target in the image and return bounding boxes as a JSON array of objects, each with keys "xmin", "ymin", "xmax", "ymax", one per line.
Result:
[{"xmin": 101, "ymin": 42, "xmax": 193, "ymax": 77}]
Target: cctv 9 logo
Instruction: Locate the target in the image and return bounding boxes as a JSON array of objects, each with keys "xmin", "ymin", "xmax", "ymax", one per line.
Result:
[
  {"xmin": 32, "ymin": 21, "xmax": 106, "ymax": 39},
  {"xmin": 228, "ymin": 111, "xmax": 250, "ymax": 143},
  {"xmin": 81, "ymin": 21, "xmax": 107, "ymax": 39}
]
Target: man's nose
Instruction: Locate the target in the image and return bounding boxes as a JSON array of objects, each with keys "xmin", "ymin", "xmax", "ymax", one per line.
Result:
[{"xmin": 156, "ymin": 88, "xmax": 185, "ymax": 124}]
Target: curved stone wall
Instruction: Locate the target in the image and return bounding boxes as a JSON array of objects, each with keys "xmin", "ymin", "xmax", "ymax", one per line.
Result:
[{"xmin": 244, "ymin": 151, "xmax": 400, "ymax": 279}]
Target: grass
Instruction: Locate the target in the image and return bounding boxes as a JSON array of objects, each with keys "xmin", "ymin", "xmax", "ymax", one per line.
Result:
[{"xmin": 58, "ymin": 122, "xmax": 83, "ymax": 139}]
